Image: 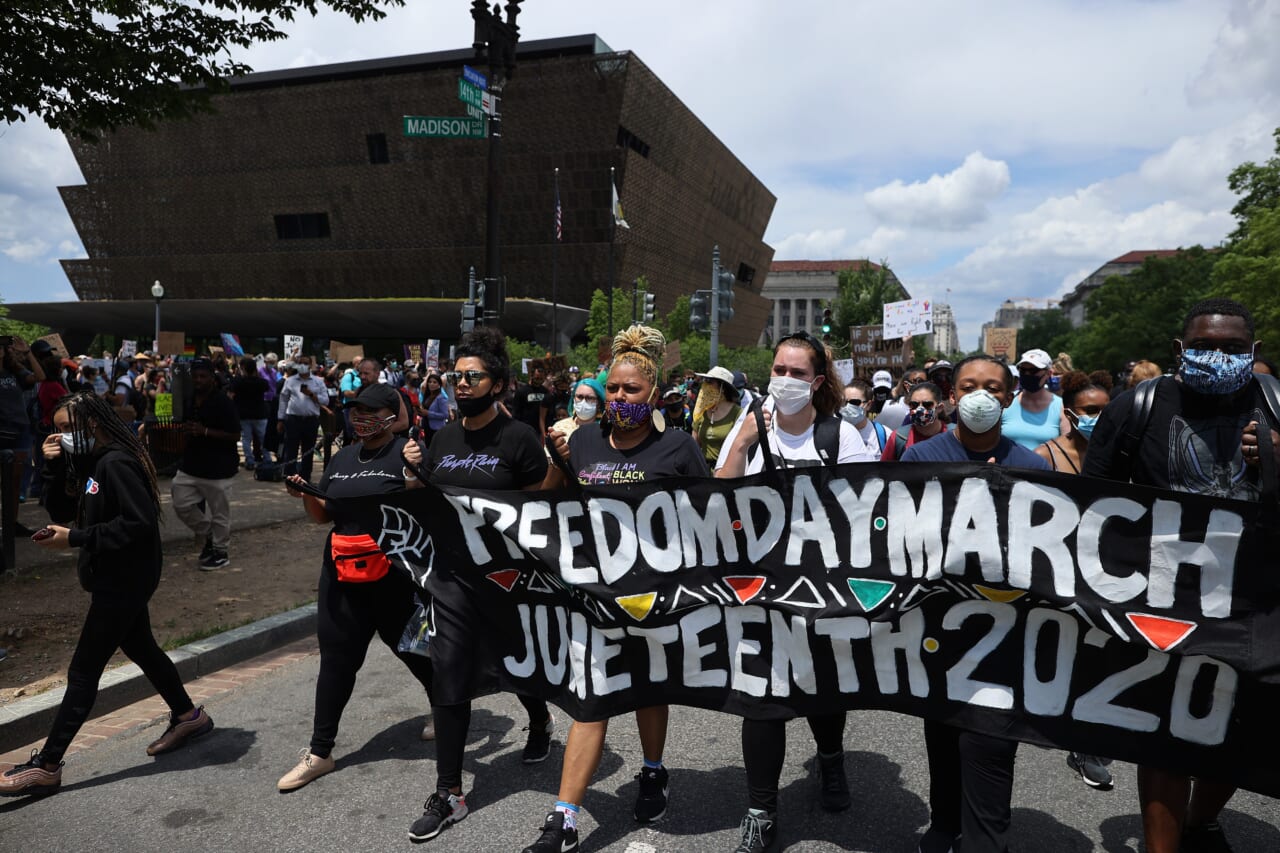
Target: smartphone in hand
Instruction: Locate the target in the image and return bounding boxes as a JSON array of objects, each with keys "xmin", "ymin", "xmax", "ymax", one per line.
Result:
[{"xmin": 31, "ymin": 527, "xmax": 55, "ymax": 542}]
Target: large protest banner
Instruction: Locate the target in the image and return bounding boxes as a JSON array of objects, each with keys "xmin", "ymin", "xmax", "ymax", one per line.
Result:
[{"xmin": 352, "ymin": 463, "xmax": 1280, "ymax": 797}]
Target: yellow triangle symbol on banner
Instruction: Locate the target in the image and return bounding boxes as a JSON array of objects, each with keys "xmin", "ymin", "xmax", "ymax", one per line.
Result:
[
  {"xmin": 615, "ymin": 592, "xmax": 657, "ymax": 622},
  {"xmin": 973, "ymin": 585, "xmax": 1026, "ymax": 603}
]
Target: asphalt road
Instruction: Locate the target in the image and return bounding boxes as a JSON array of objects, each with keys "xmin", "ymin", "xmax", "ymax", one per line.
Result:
[{"xmin": 2, "ymin": 644, "xmax": 1277, "ymax": 852}]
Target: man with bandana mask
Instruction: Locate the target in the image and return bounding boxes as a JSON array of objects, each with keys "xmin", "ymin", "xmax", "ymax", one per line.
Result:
[
  {"xmin": 900, "ymin": 354, "xmax": 1048, "ymax": 853},
  {"xmin": 1083, "ymin": 298, "xmax": 1280, "ymax": 853}
]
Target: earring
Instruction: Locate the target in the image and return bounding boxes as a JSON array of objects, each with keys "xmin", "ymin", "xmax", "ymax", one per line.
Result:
[{"xmin": 651, "ymin": 407, "xmax": 666, "ymax": 432}]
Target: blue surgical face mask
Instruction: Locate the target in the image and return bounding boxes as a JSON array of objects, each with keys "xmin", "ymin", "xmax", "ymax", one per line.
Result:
[
  {"xmin": 1179, "ymin": 348, "xmax": 1254, "ymax": 396},
  {"xmin": 1047, "ymin": 375, "xmax": 1061, "ymax": 392},
  {"xmin": 839, "ymin": 403, "xmax": 864, "ymax": 425},
  {"xmin": 1073, "ymin": 413, "xmax": 1098, "ymax": 441}
]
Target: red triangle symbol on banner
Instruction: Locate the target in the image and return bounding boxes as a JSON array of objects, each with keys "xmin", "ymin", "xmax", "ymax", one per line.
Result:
[
  {"xmin": 724, "ymin": 576, "xmax": 767, "ymax": 604},
  {"xmin": 1126, "ymin": 612, "xmax": 1197, "ymax": 651},
  {"xmin": 486, "ymin": 569, "xmax": 521, "ymax": 592}
]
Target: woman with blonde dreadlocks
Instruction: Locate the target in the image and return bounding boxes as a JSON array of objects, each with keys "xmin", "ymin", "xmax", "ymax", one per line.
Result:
[
  {"xmin": 527, "ymin": 326, "xmax": 709, "ymax": 853},
  {"xmin": 0, "ymin": 393, "xmax": 212, "ymax": 797}
]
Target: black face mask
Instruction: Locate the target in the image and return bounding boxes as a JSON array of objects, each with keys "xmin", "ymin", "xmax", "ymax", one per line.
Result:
[
  {"xmin": 457, "ymin": 392, "xmax": 495, "ymax": 417},
  {"xmin": 1020, "ymin": 373, "xmax": 1045, "ymax": 393}
]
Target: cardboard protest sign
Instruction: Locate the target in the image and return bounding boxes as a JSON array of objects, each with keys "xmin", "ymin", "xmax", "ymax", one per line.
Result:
[
  {"xmin": 834, "ymin": 358, "xmax": 855, "ymax": 386},
  {"xmin": 157, "ymin": 331, "xmax": 185, "ymax": 356},
  {"xmin": 425, "ymin": 339, "xmax": 440, "ymax": 370},
  {"xmin": 284, "ymin": 335, "xmax": 304, "ymax": 359},
  {"xmin": 37, "ymin": 333, "xmax": 67, "ymax": 355},
  {"xmin": 120, "ymin": 340, "xmax": 137, "ymax": 358},
  {"xmin": 352, "ymin": 463, "xmax": 1280, "ymax": 798},
  {"xmin": 849, "ymin": 325, "xmax": 913, "ymax": 380},
  {"xmin": 153, "ymin": 393, "xmax": 174, "ymax": 420},
  {"xmin": 329, "ymin": 340, "xmax": 364, "ymax": 365},
  {"xmin": 984, "ymin": 328, "xmax": 1018, "ymax": 361}
]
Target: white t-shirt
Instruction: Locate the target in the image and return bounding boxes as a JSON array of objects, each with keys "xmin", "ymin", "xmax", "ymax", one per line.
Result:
[
  {"xmin": 729, "ymin": 398, "xmax": 876, "ymax": 474},
  {"xmin": 856, "ymin": 419, "xmax": 884, "ymax": 461}
]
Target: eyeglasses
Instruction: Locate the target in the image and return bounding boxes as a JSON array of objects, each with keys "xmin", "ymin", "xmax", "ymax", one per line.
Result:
[
  {"xmin": 444, "ymin": 370, "xmax": 490, "ymax": 386},
  {"xmin": 911, "ymin": 400, "xmax": 938, "ymax": 410}
]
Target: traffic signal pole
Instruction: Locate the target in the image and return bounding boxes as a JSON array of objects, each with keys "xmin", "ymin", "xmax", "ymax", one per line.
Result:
[{"xmin": 710, "ymin": 245, "xmax": 722, "ymax": 366}]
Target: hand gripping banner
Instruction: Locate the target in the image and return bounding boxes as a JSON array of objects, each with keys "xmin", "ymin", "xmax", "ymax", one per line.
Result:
[{"xmin": 350, "ymin": 462, "xmax": 1280, "ymax": 797}]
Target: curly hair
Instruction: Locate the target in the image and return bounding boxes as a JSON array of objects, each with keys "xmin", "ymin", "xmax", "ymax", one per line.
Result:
[
  {"xmin": 610, "ymin": 325, "xmax": 665, "ymax": 395},
  {"xmin": 1058, "ymin": 370, "xmax": 1110, "ymax": 409},
  {"xmin": 454, "ymin": 326, "xmax": 511, "ymax": 391}
]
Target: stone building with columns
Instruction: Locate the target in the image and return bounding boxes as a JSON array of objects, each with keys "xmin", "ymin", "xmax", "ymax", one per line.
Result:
[{"xmin": 757, "ymin": 260, "xmax": 907, "ymax": 346}]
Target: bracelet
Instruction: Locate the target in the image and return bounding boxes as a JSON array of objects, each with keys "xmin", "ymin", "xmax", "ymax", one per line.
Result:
[{"xmin": 402, "ymin": 466, "xmax": 419, "ymax": 481}]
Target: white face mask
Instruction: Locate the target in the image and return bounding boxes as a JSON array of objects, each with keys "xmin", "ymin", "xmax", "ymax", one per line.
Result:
[
  {"xmin": 839, "ymin": 403, "xmax": 864, "ymax": 425},
  {"xmin": 297, "ymin": 364, "xmax": 311, "ymax": 377},
  {"xmin": 768, "ymin": 375, "xmax": 815, "ymax": 415},
  {"xmin": 957, "ymin": 389, "xmax": 1003, "ymax": 433},
  {"xmin": 574, "ymin": 399, "xmax": 598, "ymax": 421},
  {"xmin": 60, "ymin": 432, "xmax": 96, "ymax": 454}
]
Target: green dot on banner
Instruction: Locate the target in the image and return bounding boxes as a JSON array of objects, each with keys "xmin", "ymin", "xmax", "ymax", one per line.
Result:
[{"xmin": 873, "ymin": 517, "xmax": 887, "ymax": 531}]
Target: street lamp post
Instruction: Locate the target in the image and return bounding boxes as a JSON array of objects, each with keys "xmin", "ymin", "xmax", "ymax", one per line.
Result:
[{"xmin": 151, "ymin": 280, "xmax": 165, "ymax": 352}]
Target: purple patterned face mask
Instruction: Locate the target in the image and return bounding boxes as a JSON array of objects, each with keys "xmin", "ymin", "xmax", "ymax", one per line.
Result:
[{"xmin": 605, "ymin": 400, "xmax": 653, "ymax": 430}]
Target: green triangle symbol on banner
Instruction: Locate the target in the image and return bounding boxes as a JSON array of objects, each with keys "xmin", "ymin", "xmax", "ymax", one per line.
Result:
[{"xmin": 847, "ymin": 578, "xmax": 896, "ymax": 612}]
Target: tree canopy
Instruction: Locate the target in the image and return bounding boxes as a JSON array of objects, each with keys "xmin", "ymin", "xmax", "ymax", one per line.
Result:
[
  {"xmin": 1213, "ymin": 129, "xmax": 1280, "ymax": 348},
  {"xmin": 830, "ymin": 261, "xmax": 903, "ymax": 339},
  {"xmin": 1016, "ymin": 308, "xmax": 1073, "ymax": 358},
  {"xmin": 2, "ymin": 1, "xmax": 403, "ymax": 139}
]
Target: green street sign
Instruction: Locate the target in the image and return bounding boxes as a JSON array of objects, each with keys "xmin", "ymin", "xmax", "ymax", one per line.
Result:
[
  {"xmin": 458, "ymin": 78, "xmax": 484, "ymax": 109},
  {"xmin": 403, "ymin": 115, "xmax": 487, "ymax": 139}
]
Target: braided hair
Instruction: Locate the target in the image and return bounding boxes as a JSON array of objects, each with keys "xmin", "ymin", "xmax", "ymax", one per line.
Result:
[
  {"xmin": 53, "ymin": 391, "xmax": 161, "ymax": 524},
  {"xmin": 610, "ymin": 325, "xmax": 666, "ymax": 394}
]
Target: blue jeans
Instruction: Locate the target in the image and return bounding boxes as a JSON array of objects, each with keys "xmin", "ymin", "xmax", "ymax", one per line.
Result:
[{"xmin": 239, "ymin": 418, "xmax": 268, "ymax": 467}]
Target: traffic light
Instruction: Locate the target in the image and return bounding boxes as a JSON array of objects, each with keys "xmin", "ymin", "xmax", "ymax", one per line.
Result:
[
  {"xmin": 642, "ymin": 292, "xmax": 656, "ymax": 323},
  {"xmin": 716, "ymin": 268, "xmax": 735, "ymax": 322},
  {"xmin": 689, "ymin": 289, "xmax": 710, "ymax": 332},
  {"xmin": 461, "ymin": 300, "xmax": 477, "ymax": 333},
  {"xmin": 821, "ymin": 307, "xmax": 833, "ymax": 335}
]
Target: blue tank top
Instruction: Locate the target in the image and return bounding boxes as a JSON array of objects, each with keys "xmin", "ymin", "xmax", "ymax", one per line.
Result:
[{"xmin": 1001, "ymin": 393, "xmax": 1063, "ymax": 451}]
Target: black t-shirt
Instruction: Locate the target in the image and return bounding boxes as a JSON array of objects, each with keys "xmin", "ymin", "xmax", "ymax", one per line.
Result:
[
  {"xmin": 180, "ymin": 389, "xmax": 241, "ymax": 480},
  {"xmin": 425, "ymin": 413, "xmax": 548, "ymax": 490},
  {"xmin": 569, "ymin": 424, "xmax": 710, "ymax": 485},
  {"xmin": 1083, "ymin": 377, "xmax": 1280, "ymax": 501},
  {"xmin": 229, "ymin": 374, "xmax": 269, "ymax": 420},
  {"xmin": 320, "ymin": 436, "xmax": 408, "ymax": 537},
  {"xmin": 512, "ymin": 382, "xmax": 551, "ymax": 431}
]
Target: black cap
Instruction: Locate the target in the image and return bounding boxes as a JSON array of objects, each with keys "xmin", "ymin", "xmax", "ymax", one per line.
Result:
[
  {"xmin": 353, "ymin": 382, "xmax": 401, "ymax": 414},
  {"xmin": 732, "ymin": 370, "xmax": 747, "ymax": 391},
  {"xmin": 189, "ymin": 358, "xmax": 214, "ymax": 374},
  {"xmin": 661, "ymin": 383, "xmax": 684, "ymax": 400},
  {"xmin": 31, "ymin": 340, "xmax": 54, "ymax": 356}
]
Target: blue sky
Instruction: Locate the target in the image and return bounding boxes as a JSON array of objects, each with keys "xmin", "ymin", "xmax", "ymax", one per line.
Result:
[{"xmin": 2, "ymin": 0, "xmax": 1279, "ymax": 348}]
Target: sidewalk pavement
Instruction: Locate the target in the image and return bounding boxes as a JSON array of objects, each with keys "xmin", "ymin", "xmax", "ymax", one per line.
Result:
[
  {"xmin": 7, "ymin": 469, "xmax": 310, "ymax": 574},
  {"xmin": 0, "ymin": 471, "xmax": 318, "ymax": 754}
]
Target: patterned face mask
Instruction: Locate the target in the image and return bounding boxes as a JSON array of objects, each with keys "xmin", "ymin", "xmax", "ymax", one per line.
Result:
[
  {"xmin": 605, "ymin": 400, "xmax": 653, "ymax": 430},
  {"xmin": 1179, "ymin": 348, "xmax": 1255, "ymax": 396}
]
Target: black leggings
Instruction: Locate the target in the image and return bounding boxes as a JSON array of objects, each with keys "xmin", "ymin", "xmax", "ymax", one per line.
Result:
[
  {"xmin": 433, "ymin": 693, "xmax": 550, "ymax": 792},
  {"xmin": 311, "ymin": 565, "xmax": 434, "ymax": 759},
  {"xmin": 741, "ymin": 711, "xmax": 847, "ymax": 813},
  {"xmin": 42, "ymin": 593, "xmax": 194, "ymax": 764},
  {"xmin": 923, "ymin": 719, "xmax": 1019, "ymax": 852}
]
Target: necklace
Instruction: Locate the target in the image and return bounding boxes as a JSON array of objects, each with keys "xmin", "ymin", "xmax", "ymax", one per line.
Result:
[{"xmin": 357, "ymin": 440, "xmax": 390, "ymax": 464}]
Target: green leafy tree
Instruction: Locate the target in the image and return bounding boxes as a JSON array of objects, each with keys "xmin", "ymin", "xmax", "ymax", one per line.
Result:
[
  {"xmin": 1226, "ymin": 128, "xmax": 1280, "ymax": 242},
  {"xmin": 664, "ymin": 294, "xmax": 692, "ymax": 342},
  {"xmin": 1212, "ymin": 127, "xmax": 1280, "ymax": 346},
  {"xmin": 831, "ymin": 261, "xmax": 904, "ymax": 339},
  {"xmin": 586, "ymin": 281, "xmax": 656, "ymax": 343},
  {"xmin": 1016, "ymin": 309, "xmax": 1074, "ymax": 358},
  {"xmin": 1064, "ymin": 247, "xmax": 1217, "ymax": 372},
  {"xmin": 0, "ymin": 297, "xmax": 50, "ymax": 341},
  {"xmin": 1212, "ymin": 204, "xmax": 1280, "ymax": 349},
  {"xmin": 2, "ymin": 1, "xmax": 404, "ymax": 140}
]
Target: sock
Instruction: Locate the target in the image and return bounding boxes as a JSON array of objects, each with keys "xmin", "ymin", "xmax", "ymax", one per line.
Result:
[
  {"xmin": 643, "ymin": 758, "xmax": 664, "ymax": 770},
  {"xmin": 554, "ymin": 801, "xmax": 579, "ymax": 830}
]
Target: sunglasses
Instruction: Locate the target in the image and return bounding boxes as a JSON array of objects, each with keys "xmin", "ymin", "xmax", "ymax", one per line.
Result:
[
  {"xmin": 845, "ymin": 398, "xmax": 865, "ymax": 407},
  {"xmin": 911, "ymin": 400, "xmax": 938, "ymax": 410},
  {"xmin": 444, "ymin": 370, "xmax": 490, "ymax": 386}
]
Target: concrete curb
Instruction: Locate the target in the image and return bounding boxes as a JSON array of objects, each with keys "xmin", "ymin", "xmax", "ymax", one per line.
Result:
[{"xmin": 0, "ymin": 602, "xmax": 317, "ymax": 753}]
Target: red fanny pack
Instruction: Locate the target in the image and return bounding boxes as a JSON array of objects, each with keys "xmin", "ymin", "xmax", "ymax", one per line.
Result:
[{"xmin": 330, "ymin": 533, "xmax": 391, "ymax": 583}]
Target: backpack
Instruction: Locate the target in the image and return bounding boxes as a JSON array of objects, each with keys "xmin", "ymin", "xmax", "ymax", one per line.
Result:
[
  {"xmin": 749, "ymin": 398, "xmax": 842, "ymax": 472},
  {"xmin": 893, "ymin": 424, "xmax": 913, "ymax": 460},
  {"xmin": 869, "ymin": 419, "xmax": 888, "ymax": 458},
  {"xmin": 1117, "ymin": 374, "xmax": 1280, "ymax": 494}
]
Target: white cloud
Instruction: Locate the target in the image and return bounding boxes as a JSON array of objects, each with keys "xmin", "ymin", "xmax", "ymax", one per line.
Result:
[
  {"xmin": 4, "ymin": 238, "xmax": 51, "ymax": 263},
  {"xmin": 864, "ymin": 153, "xmax": 1010, "ymax": 231},
  {"xmin": 1189, "ymin": 0, "xmax": 1280, "ymax": 106},
  {"xmin": 773, "ymin": 228, "xmax": 848, "ymax": 259}
]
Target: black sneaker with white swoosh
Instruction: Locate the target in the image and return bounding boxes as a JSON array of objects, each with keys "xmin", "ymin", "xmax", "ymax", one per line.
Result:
[{"xmin": 520, "ymin": 811, "xmax": 579, "ymax": 853}]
